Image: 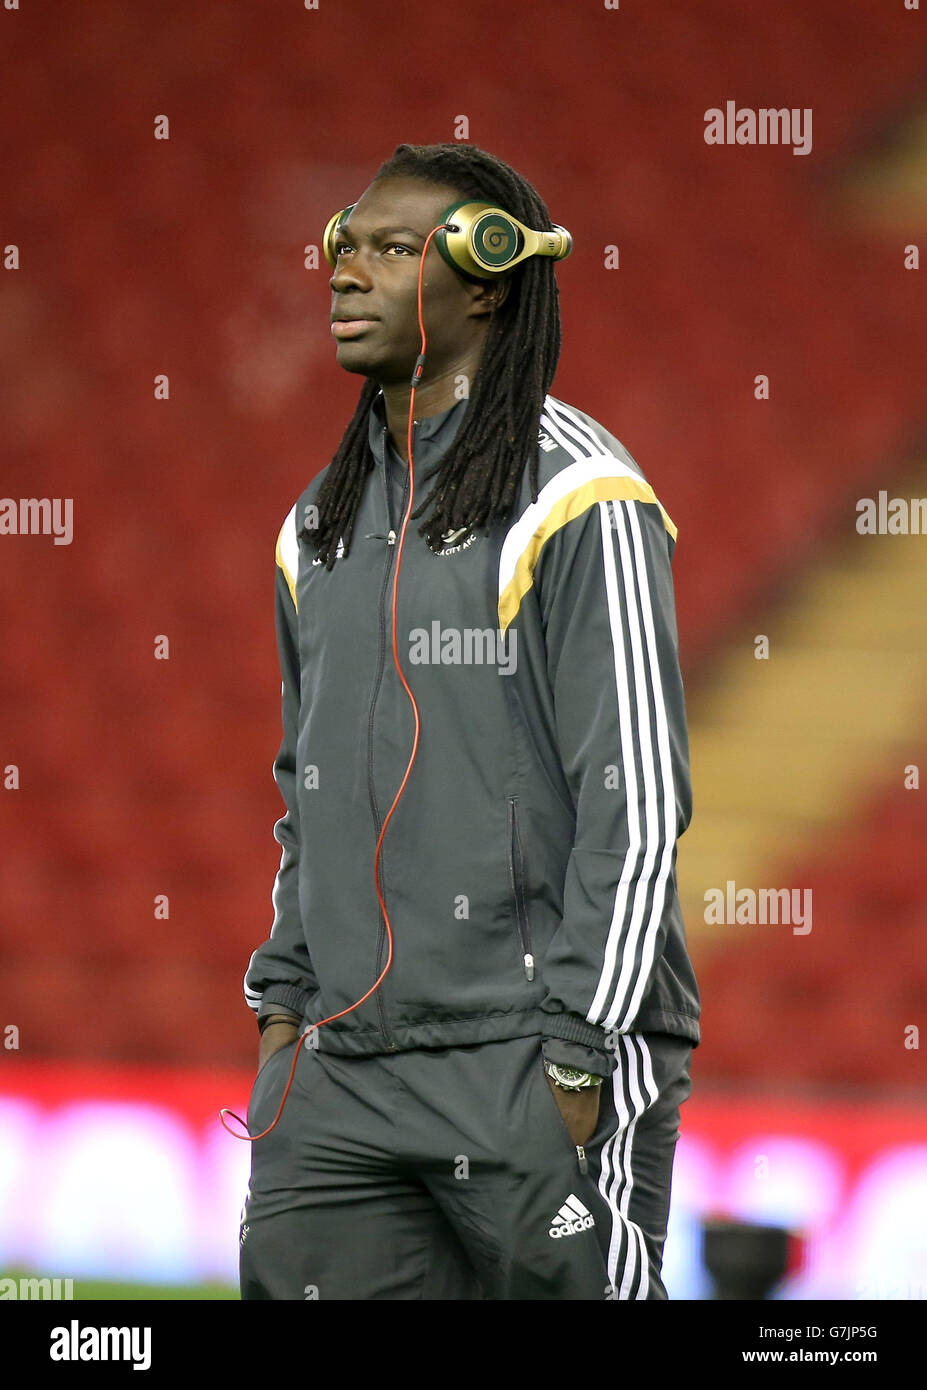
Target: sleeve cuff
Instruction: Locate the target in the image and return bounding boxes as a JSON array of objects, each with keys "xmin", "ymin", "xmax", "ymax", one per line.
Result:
[
  {"xmin": 541, "ymin": 1037, "xmax": 613, "ymax": 1078},
  {"xmin": 540, "ymin": 1008, "xmax": 616, "ymax": 1078},
  {"xmin": 257, "ymin": 983, "xmax": 314, "ymax": 1024}
]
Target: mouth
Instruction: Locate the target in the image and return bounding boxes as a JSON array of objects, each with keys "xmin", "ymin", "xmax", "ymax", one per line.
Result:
[{"xmin": 331, "ymin": 316, "xmax": 379, "ymax": 340}]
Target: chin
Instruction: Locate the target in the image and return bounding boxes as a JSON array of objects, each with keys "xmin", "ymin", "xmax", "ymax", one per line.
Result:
[{"xmin": 333, "ymin": 347, "xmax": 378, "ymax": 376}]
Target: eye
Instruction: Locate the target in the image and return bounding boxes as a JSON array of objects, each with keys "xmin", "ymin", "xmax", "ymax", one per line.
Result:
[
  {"xmin": 334, "ymin": 242, "xmax": 352, "ymax": 256},
  {"xmin": 385, "ymin": 243, "xmax": 413, "ymax": 255}
]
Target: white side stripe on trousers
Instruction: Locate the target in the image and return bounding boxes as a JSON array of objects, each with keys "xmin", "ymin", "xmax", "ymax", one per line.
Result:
[{"xmin": 599, "ymin": 1034, "xmax": 659, "ymax": 1299}]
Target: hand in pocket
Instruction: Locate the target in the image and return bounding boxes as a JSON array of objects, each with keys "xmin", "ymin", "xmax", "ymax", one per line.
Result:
[{"xmin": 545, "ymin": 1074, "xmax": 601, "ymax": 1147}]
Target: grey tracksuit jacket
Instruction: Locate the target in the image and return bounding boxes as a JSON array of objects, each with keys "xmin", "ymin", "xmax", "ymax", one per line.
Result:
[{"xmin": 242, "ymin": 389, "xmax": 700, "ymax": 1079}]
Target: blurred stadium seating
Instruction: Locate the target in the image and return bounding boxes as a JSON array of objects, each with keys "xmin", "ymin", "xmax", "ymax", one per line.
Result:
[{"xmin": 1, "ymin": 0, "xmax": 925, "ymax": 1096}]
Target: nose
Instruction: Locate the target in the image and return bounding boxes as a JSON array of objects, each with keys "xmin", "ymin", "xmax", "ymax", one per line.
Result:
[{"xmin": 329, "ymin": 247, "xmax": 374, "ymax": 294}]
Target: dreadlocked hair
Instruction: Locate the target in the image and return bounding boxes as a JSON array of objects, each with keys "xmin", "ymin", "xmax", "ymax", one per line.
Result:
[{"xmin": 309, "ymin": 142, "xmax": 562, "ymax": 568}]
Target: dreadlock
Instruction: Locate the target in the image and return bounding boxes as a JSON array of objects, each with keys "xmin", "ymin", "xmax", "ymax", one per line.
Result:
[{"xmin": 309, "ymin": 142, "xmax": 562, "ymax": 567}]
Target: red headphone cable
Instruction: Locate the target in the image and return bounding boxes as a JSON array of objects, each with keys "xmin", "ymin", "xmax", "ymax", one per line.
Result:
[{"xmin": 221, "ymin": 223, "xmax": 455, "ymax": 1141}]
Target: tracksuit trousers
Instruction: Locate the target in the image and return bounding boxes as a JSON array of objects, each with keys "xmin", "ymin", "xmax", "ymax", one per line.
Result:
[{"xmin": 239, "ymin": 1030, "xmax": 692, "ymax": 1301}]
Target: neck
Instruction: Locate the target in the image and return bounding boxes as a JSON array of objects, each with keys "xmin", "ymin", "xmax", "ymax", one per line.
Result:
[{"xmin": 379, "ymin": 338, "xmax": 486, "ymax": 462}]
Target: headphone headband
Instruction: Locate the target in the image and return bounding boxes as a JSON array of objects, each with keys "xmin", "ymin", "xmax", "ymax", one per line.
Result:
[{"xmin": 323, "ymin": 201, "xmax": 571, "ymax": 280}]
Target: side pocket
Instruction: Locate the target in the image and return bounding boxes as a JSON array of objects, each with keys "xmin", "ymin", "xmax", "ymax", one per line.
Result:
[
  {"xmin": 535, "ymin": 1053, "xmax": 588, "ymax": 1171},
  {"xmin": 507, "ymin": 796, "xmax": 535, "ymax": 982},
  {"xmin": 247, "ymin": 1039, "xmax": 297, "ymax": 1130},
  {"xmin": 254, "ymin": 1036, "xmax": 298, "ymax": 1084}
]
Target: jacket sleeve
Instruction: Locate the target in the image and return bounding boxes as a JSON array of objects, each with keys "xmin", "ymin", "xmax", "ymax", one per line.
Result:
[
  {"xmin": 533, "ymin": 491, "xmax": 692, "ymax": 1079},
  {"xmin": 242, "ymin": 507, "xmax": 319, "ymax": 1028}
]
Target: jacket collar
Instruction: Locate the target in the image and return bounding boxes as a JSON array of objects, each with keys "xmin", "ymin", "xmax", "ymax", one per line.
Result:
[{"xmin": 368, "ymin": 387, "xmax": 469, "ymax": 472}]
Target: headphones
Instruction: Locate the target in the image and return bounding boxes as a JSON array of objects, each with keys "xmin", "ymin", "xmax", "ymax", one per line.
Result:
[{"xmin": 323, "ymin": 200, "xmax": 572, "ymax": 281}]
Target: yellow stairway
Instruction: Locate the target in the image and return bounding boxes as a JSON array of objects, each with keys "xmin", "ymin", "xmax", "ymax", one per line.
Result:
[{"xmin": 678, "ymin": 472, "xmax": 927, "ymax": 950}]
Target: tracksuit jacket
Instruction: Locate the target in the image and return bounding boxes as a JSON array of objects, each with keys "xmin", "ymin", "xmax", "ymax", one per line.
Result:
[{"xmin": 243, "ymin": 389, "xmax": 700, "ymax": 1080}]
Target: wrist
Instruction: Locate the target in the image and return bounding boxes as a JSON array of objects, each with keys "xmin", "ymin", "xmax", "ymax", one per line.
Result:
[
  {"xmin": 257, "ymin": 1013, "xmax": 302, "ymax": 1036},
  {"xmin": 541, "ymin": 1034, "xmax": 613, "ymax": 1078},
  {"xmin": 544, "ymin": 1060, "xmax": 603, "ymax": 1091}
]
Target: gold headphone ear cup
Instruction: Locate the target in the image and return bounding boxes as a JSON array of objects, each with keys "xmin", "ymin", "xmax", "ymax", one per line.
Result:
[
  {"xmin": 435, "ymin": 204, "xmax": 525, "ymax": 279},
  {"xmin": 434, "ymin": 201, "xmax": 486, "ymax": 279},
  {"xmin": 439, "ymin": 203, "xmax": 571, "ymax": 277},
  {"xmin": 468, "ymin": 210, "xmax": 523, "ymax": 273},
  {"xmin": 322, "ymin": 206, "xmax": 353, "ymax": 269},
  {"xmin": 322, "ymin": 210, "xmax": 341, "ymax": 269}
]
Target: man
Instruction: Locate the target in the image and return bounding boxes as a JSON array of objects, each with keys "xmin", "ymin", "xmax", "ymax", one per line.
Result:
[{"xmin": 239, "ymin": 142, "xmax": 700, "ymax": 1300}]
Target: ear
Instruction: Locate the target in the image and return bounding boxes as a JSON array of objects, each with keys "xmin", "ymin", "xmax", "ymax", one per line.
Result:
[{"xmin": 466, "ymin": 274, "xmax": 511, "ymax": 318}]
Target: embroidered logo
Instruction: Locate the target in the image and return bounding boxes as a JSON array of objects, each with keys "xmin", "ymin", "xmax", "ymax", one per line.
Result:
[
  {"xmin": 548, "ymin": 1194, "xmax": 595, "ymax": 1239},
  {"xmin": 433, "ymin": 527, "xmax": 478, "ymax": 557}
]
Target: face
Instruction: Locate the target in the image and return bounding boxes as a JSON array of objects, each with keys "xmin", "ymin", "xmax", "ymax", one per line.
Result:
[{"xmin": 328, "ymin": 175, "xmax": 507, "ymax": 386}]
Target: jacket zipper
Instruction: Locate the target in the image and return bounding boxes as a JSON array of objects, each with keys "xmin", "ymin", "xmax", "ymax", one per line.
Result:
[
  {"xmin": 367, "ymin": 424, "xmax": 408, "ymax": 1052},
  {"xmin": 507, "ymin": 796, "xmax": 535, "ymax": 981}
]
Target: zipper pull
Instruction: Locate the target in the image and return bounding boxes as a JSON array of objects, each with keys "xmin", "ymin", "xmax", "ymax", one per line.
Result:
[
  {"xmin": 576, "ymin": 1144, "xmax": 588, "ymax": 1176},
  {"xmin": 523, "ymin": 953, "xmax": 535, "ymax": 982},
  {"xmin": 363, "ymin": 530, "xmax": 398, "ymax": 544}
]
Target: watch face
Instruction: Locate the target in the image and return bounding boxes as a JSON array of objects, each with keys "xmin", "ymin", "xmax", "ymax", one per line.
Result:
[
  {"xmin": 548, "ymin": 1065, "xmax": 585, "ymax": 1089},
  {"xmin": 546, "ymin": 1062, "xmax": 601, "ymax": 1090}
]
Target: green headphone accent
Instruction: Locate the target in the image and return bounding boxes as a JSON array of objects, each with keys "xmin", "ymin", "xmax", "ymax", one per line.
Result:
[{"xmin": 323, "ymin": 200, "xmax": 572, "ymax": 281}]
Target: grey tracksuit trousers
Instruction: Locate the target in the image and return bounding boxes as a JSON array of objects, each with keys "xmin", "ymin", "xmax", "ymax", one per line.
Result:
[{"xmin": 239, "ymin": 1029, "xmax": 692, "ymax": 1301}]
